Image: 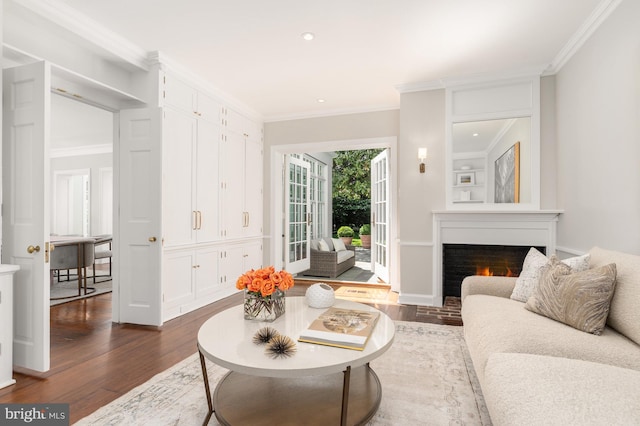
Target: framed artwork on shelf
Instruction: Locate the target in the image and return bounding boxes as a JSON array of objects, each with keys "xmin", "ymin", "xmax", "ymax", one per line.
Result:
[
  {"xmin": 494, "ymin": 142, "xmax": 520, "ymax": 203},
  {"xmin": 456, "ymin": 172, "xmax": 475, "ymax": 186}
]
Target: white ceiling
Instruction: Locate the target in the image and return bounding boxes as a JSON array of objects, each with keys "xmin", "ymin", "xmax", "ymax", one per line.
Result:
[{"xmin": 52, "ymin": 0, "xmax": 605, "ymax": 121}]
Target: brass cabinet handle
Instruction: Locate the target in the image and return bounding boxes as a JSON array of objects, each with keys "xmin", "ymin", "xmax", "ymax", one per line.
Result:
[
  {"xmin": 149, "ymin": 237, "xmax": 157, "ymax": 242},
  {"xmin": 27, "ymin": 245, "xmax": 41, "ymax": 254}
]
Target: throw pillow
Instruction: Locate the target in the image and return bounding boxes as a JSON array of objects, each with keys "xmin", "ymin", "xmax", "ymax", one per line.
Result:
[
  {"xmin": 318, "ymin": 239, "xmax": 330, "ymax": 252},
  {"xmin": 510, "ymin": 248, "xmax": 591, "ymax": 302},
  {"xmin": 525, "ymin": 256, "xmax": 617, "ymax": 335},
  {"xmin": 332, "ymin": 238, "xmax": 347, "ymax": 252},
  {"xmin": 510, "ymin": 248, "xmax": 549, "ymax": 302}
]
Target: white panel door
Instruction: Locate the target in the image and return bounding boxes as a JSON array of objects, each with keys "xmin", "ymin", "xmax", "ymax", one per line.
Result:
[
  {"xmin": 284, "ymin": 156, "xmax": 311, "ymax": 274},
  {"xmin": 371, "ymin": 149, "xmax": 390, "ymax": 283},
  {"xmin": 2, "ymin": 61, "xmax": 51, "ymax": 372},
  {"xmin": 118, "ymin": 108, "xmax": 163, "ymax": 326}
]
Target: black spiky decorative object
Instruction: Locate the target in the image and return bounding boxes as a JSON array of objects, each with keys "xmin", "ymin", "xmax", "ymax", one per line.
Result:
[
  {"xmin": 265, "ymin": 335, "xmax": 297, "ymax": 358},
  {"xmin": 253, "ymin": 327, "xmax": 279, "ymax": 345}
]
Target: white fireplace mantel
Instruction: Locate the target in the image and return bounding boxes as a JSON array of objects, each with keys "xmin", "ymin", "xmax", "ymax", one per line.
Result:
[{"xmin": 431, "ymin": 210, "xmax": 562, "ymax": 307}]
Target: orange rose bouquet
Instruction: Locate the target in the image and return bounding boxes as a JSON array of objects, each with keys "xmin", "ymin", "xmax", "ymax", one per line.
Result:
[{"xmin": 237, "ymin": 266, "xmax": 294, "ymax": 321}]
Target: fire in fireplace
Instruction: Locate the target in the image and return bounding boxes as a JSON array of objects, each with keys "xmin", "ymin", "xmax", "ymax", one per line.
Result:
[{"xmin": 442, "ymin": 244, "xmax": 546, "ymax": 298}]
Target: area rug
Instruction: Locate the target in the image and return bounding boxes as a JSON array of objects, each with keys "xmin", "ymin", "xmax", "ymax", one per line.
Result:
[
  {"xmin": 334, "ymin": 285, "xmax": 390, "ymax": 303},
  {"xmin": 75, "ymin": 321, "xmax": 491, "ymax": 425},
  {"xmin": 50, "ymin": 276, "xmax": 112, "ymax": 306}
]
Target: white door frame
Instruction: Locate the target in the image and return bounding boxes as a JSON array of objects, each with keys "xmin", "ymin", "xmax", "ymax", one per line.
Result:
[{"xmin": 269, "ymin": 137, "xmax": 399, "ymax": 291}]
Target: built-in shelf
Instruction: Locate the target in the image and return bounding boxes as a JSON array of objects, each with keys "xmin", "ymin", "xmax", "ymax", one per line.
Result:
[{"xmin": 453, "ymin": 200, "xmax": 484, "ymax": 203}]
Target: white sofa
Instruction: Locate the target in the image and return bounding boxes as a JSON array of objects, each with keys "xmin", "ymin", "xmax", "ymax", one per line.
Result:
[{"xmin": 461, "ymin": 247, "xmax": 640, "ymax": 425}]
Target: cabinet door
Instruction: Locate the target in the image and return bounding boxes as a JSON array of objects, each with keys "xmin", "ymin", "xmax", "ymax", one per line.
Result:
[
  {"xmin": 195, "ymin": 246, "xmax": 220, "ymax": 299},
  {"xmin": 197, "ymin": 91, "xmax": 222, "ymax": 124},
  {"xmin": 195, "ymin": 120, "xmax": 221, "ymax": 243},
  {"xmin": 220, "ymin": 246, "xmax": 244, "ymax": 290},
  {"xmin": 243, "ymin": 241, "xmax": 263, "ymax": 271},
  {"xmin": 244, "ymin": 136, "xmax": 263, "ymax": 237},
  {"xmin": 163, "ymin": 108, "xmax": 196, "ymax": 247},
  {"xmin": 163, "ymin": 74, "xmax": 196, "ymax": 115},
  {"xmin": 163, "ymin": 250, "xmax": 195, "ymax": 318},
  {"xmin": 222, "ymin": 107, "xmax": 244, "ymax": 135},
  {"xmin": 220, "ymin": 132, "xmax": 246, "ymax": 239}
]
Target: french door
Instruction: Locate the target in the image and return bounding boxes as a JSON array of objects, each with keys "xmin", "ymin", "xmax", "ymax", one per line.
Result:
[
  {"xmin": 371, "ymin": 149, "xmax": 390, "ymax": 282},
  {"xmin": 2, "ymin": 61, "xmax": 51, "ymax": 372},
  {"xmin": 284, "ymin": 156, "xmax": 311, "ymax": 274}
]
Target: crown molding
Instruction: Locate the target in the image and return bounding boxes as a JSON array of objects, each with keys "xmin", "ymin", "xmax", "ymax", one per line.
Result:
[
  {"xmin": 545, "ymin": 0, "xmax": 623, "ymax": 75},
  {"xmin": 50, "ymin": 143, "xmax": 112, "ymax": 159},
  {"xmin": 396, "ymin": 66, "xmax": 547, "ymax": 94},
  {"xmin": 264, "ymin": 105, "xmax": 399, "ymax": 123},
  {"xmin": 12, "ymin": 0, "xmax": 149, "ymax": 71}
]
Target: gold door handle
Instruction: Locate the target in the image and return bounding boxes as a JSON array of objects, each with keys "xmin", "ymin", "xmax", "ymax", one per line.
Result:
[
  {"xmin": 149, "ymin": 237, "xmax": 157, "ymax": 242},
  {"xmin": 27, "ymin": 245, "xmax": 41, "ymax": 254}
]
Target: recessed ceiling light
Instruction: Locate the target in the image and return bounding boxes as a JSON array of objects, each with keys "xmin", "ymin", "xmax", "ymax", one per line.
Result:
[
  {"xmin": 301, "ymin": 32, "xmax": 315, "ymax": 41},
  {"xmin": 317, "ymin": 99, "xmax": 325, "ymax": 103},
  {"xmin": 473, "ymin": 133, "xmax": 479, "ymax": 137}
]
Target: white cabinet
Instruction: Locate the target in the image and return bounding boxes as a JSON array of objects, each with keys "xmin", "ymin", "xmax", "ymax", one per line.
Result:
[
  {"xmin": 0, "ymin": 265, "xmax": 19, "ymax": 389},
  {"xmin": 219, "ymin": 241, "xmax": 263, "ymax": 291},
  {"xmin": 159, "ymin": 71, "xmax": 263, "ymax": 321},
  {"xmin": 220, "ymin": 117, "xmax": 263, "ymax": 239},
  {"xmin": 452, "ymin": 156, "xmax": 486, "ymax": 204},
  {"xmin": 162, "ymin": 73, "xmax": 221, "ymax": 123},
  {"xmin": 163, "ymin": 246, "xmax": 223, "ymax": 321},
  {"xmin": 162, "ymin": 108, "xmax": 221, "ymax": 247}
]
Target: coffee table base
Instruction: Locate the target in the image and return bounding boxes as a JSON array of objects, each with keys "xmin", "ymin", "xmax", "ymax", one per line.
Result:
[{"xmin": 205, "ymin": 363, "xmax": 382, "ymax": 425}]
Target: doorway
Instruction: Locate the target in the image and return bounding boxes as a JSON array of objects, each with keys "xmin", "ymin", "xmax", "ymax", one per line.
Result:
[
  {"xmin": 271, "ymin": 137, "xmax": 399, "ymax": 292},
  {"xmin": 49, "ymin": 93, "xmax": 114, "ymax": 304}
]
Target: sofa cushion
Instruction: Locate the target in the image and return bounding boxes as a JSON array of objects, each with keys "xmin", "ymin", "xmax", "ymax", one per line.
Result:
[
  {"xmin": 483, "ymin": 353, "xmax": 640, "ymax": 426},
  {"xmin": 589, "ymin": 247, "xmax": 640, "ymax": 346},
  {"xmin": 318, "ymin": 239, "xmax": 330, "ymax": 252},
  {"xmin": 462, "ymin": 294, "xmax": 640, "ymax": 385},
  {"xmin": 310, "ymin": 239, "xmax": 320, "ymax": 251},
  {"xmin": 525, "ymin": 258, "xmax": 617, "ymax": 335},
  {"xmin": 336, "ymin": 250, "xmax": 355, "ymax": 264},
  {"xmin": 510, "ymin": 248, "xmax": 590, "ymax": 302},
  {"xmin": 332, "ymin": 238, "xmax": 347, "ymax": 252}
]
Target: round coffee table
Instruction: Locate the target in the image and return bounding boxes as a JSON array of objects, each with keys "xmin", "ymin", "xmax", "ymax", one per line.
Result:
[{"xmin": 197, "ymin": 296, "xmax": 395, "ymax": 425}]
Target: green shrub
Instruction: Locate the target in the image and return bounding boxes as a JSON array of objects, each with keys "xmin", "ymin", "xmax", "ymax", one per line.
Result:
[
  {"xmin": 359, "ymin": 224, "xmax": 371, "ymax": 235},
  {"xmin": 337, "ymin": 226, "xmax": 355, "ymax": 237}
]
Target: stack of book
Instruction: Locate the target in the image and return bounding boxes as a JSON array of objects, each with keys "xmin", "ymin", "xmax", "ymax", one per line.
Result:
[{"xmin": 298, "ymin": 307, "xmax": 380, "ymax": 351}]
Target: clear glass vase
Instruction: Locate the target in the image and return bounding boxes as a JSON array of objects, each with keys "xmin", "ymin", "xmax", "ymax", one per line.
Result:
[{"xmin": 243, "ymin": 288, "xmax": 286, "ymax": 322}]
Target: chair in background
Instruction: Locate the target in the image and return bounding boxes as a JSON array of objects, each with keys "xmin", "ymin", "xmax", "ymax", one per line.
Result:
[
  {"xmin": 50, "ymin": 237, "xmax": 96, "ymax": 300},
  {"xmin": 92, "ymin": 235, "xmax": 112, "ymax": 283}
]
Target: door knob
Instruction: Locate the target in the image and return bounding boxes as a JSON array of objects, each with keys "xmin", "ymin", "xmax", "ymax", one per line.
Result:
[
  {"xmin": 149, "ymin": 237, "xmax": 157, "ymax": 242},
  {"xmin": 27, "ymin": 245, "xmax": 41, "ymax": 254}
]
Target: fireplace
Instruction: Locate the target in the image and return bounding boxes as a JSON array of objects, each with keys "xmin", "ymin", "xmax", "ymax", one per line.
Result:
[{"xmin": 442, "ymin": 244, "xmax": 546, "ymax": 297}]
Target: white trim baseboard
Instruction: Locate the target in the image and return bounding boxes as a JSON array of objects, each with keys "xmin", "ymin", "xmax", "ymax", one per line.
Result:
[{"xmin": 397, "ymin": 292, "xmax": 441, "ymax": 308}]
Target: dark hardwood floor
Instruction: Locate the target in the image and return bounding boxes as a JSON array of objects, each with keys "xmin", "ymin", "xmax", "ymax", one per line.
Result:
[{"xmin": 0, "ymin": 283, "xmax": 461, "ymax": 424}]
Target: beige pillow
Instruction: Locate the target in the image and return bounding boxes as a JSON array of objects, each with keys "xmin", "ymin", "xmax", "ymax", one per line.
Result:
[
  {"xmin": 510, "ymin": 248, "xmax": 591, "ymax": 302},
  {"xmin": 318, "ymin": 239, "xmax": 330, "ymax": 252},
  {"xmin": 525, "ymin": 256, "xmax": 617, "ymax": 335},
  {"xmin": 331, "ymin": 238, "xmax": 347, "ymax": 252}
]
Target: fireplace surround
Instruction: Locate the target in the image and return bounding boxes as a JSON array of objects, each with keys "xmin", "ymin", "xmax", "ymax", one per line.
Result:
[{"xmin": 431, "ymin": 210, "xmax": 562, "ymax": 306}]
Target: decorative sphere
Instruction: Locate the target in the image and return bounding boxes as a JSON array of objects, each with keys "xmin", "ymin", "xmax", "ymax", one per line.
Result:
[{"xmin": 305, "ymin": 283, "xmax": 335, "ymax": 308}]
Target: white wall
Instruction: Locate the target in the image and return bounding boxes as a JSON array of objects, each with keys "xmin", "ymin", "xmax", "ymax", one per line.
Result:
[
  {"xmin": 555, "ymin": 0, "xmax": 640, "ymax": 255},
  {"xmin": 397, "ymin": 90, "xmax": 446, "ymax": 300}
]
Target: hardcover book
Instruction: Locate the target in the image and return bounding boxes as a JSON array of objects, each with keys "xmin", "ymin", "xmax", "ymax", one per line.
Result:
[{"xmin": 298, "ymin": 307, "xmax": 380, "ymax": 350}]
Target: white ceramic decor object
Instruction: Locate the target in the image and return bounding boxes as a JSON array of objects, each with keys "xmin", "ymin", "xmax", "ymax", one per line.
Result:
[{"xmin": 305, "ymin": 283, "xmax": 335, "ymax": 308}]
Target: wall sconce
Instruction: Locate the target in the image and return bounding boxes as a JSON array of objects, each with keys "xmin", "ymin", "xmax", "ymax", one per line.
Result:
[{"xmin": 418, "ymin": 148, "xmax": 428, "ymax": 173}]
